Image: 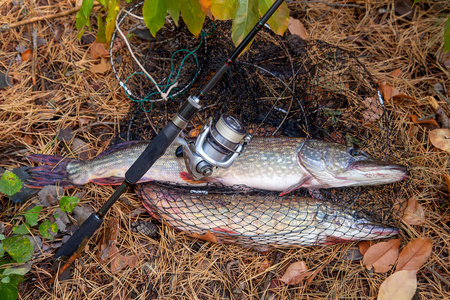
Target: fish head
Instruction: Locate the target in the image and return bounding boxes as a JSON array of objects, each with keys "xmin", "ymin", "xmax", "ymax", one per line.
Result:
[
  {"xmin": 317, "ymin": 205, "xmax": 399, "ymax": 243},
  {"xmin": 297, "ymin": 140, "xmax": 408, "ymax": 187}
]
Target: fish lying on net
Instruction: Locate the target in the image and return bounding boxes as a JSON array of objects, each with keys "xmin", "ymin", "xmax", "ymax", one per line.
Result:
[
  {"xmin": 22, "ymin": 137, "xmax": 407, "ymax": 195},
  {"xmin": 138, "ymin": 184, "xmax": 399, "ymax": 250}
]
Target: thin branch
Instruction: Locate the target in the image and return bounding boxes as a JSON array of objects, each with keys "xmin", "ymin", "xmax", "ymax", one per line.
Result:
[{"xmin": 0, "ymin": 6, "xmax": 93, "ymax": 32}]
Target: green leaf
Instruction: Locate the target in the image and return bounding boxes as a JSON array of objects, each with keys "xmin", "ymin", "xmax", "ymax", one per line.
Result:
[
  {"xmin": 231, "ymin": 0, "xmax": 259, "ymax": 47},
  {"xmin": 180, "ymin": 0, "xmax": 206, "ymax": 37},
  {"xmin": 1, "ymin": 276, "xmax": 10, "ymax": 283},
  {"xmin": 143, "ymin": 0, "xmax": 167, "ymax": 37},
  {"xmin": 23, "ymin": 206, "xmax": 42, "ymax": 227},
  {"xmin": 59, "ymin": 196, "xmax": 80, "ymax": 213},
  {"xmin": 211, "ymin": 0, "xmax": 238, "ymax": 20},
  {"xmin": 258, "ymin": 0, "xmax": 289, "ymax": 35},
  {"xmin": 0, "ymin": 243, "xmax": 4, "ymax": 259},
  {"xmin": 0, "ymin": 170, "xmax": 22, "ymax": 197},
  {"xmin": 2, "ymin": 264, "xmax": 31, "ymax": 276},
  {"xmin": 80, "ymin": 0, "xmax": 95, "ymax": 18},
  {"xmin": 0, "ymin": 234, "xmax": 5, "ymax": 240},
  {"xmin": 0, "ymin": 274, "xmax": 22, "ymax": 300},
  {"xmin": 445, "ymin": 16, "xmax": 450, "ymax": 53},
  {"xmin": 413, "ymin": 0, "xmax": 421, "ymax": 4},
  {"xmin": 12, "ymin": 224, "xmax": 30, "ymax": 235},
  {"xmin": 2, "ymin": 236, "xmax": 33, "ymax": 263},
  {"xmin": 39, "ymin": 221, "xmax": 58, "ymax": 240},
  {"xmin": 96, "ymin": 12, "xmax": 107, "ymax": 43},
  {"xmin": 167, "ymin": 0, "xmax": 181, "ymax": 26}
]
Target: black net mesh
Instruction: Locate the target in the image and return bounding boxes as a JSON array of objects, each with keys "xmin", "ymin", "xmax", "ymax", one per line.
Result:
[{"xmin": 110, "ymin": 3, "xmax": 411, "ymax": 248}]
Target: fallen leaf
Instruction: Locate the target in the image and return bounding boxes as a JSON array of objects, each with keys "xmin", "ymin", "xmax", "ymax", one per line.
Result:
[
  {"xmin": 377, "ymin": 270, "xmax": 417, "ymax": 300},
  {"xmin": 305, "ymin": 265, "xmax": 326, "ymax": 285},
  {"xmin": 444, "ymin": 174, "xmax": 450, "ymax": 193},
  {"xmin": 287, "ymin": 17, "xmax": 309, "ymax": 40},
  {"xmin": 390, "ymin": 69, "xmax": 402, "ymax": 78},
  {"xmin": 379, "ymin": 81, "xmax": 402, "ymax": 101},
  {"xmin": 359, "ymin": 240, "xmax": 375, "ymax": 256},
  {"xmin": 21, "ymin": 49, "xmax": 32, "ymax": 61},
  {"xmin": 409, "ymin": 115, "xmax": 438, "ymax": 126},
  {"xmin": 110, "ymin": 249, "xmax": 138, "ymax": 274},
  {"xmin": 190, "ymin": 230, "xmax": 218, "ymax": 243},
  {"xmin": 90, "ymin": 57, "xmax": 111, "ymax": 74},
  {"xmin": 397, "ymin": 197, "xmax": 425, "ymax": 225},
  {"xmin": 90, "ymin": 42, "xmax": 109, "ymax": 59},
  {"xmin": 280, "ymin": 261, "xmax": 308, "ymax": 285},
  {"xmin": 362, "ymin": 96, "xmax": 384, "ymax": 123},
  {"xmin": 394, "ymin": 0, "xmax": 414, "ymax": 20},
  {"xmin": 396, "ymin": 237, "xmax": 432, "ymax": 272},
  {"xmin": 363, "ymin": 239, "xmax": 400, "ymax": 273},
  {"xmin": 258, "ymin": 259, "xmax": 270, "ymax": 274},
  {"xmin": 429, "ymin": 128, "xmax": 450, "ymax": 151}
]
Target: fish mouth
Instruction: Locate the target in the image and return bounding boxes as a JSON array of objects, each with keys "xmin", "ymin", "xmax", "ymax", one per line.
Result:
[
  {"xmin": 350, "ymin": 161, "xmax": 408, "ymax": 175},
  {"xmin": 356, "ymin": 223, "xmax": 399, "ymax": 235}
]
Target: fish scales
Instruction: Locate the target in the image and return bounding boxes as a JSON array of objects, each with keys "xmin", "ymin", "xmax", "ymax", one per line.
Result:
[
  {"xmin": 23, "ymin": 137, "xmax": 407, "ymax": 194},
  {"xmin": 139, "ymin": 185, "xmax": 398, "ymax": 249}
]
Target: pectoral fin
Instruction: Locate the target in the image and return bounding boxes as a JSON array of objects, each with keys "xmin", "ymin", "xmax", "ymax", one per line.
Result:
[
  {"xmin": 279, "ymin": 175, "xmax": 311, "ymax": 196},
  {"xmin": 179, "ymin": 171, "xmax": 213, "ymax": 184}
]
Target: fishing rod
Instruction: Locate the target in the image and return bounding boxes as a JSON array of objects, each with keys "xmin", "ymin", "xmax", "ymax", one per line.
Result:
[{"xmin": 54, "ymin": 0, "xmax": 286, "ymax": 258}]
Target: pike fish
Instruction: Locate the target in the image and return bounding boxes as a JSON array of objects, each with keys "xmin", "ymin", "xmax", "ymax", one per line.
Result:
[
  {"xmin": 138, "ymin": 185, "xmax": 399, "ymax": 249},
  {"xmin": 23, "ymin": 137, "xmax": 407, "ymax": 195}
]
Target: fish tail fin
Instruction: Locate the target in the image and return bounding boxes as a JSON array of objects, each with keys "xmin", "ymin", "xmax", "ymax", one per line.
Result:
[{"xmin": 22, "ymin": 154, "xmax": 76, "ymax": 189}]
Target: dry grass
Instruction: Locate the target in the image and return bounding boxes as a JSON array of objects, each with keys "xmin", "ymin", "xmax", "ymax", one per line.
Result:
[{"xmin": 0, "ymin": 0, "xmax": 449, "ymax": 299}]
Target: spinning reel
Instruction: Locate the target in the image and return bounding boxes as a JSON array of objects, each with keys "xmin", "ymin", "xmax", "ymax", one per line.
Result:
[{"xmin": 179, "ymin": 109, "xmax": 252, "ymax": 179}]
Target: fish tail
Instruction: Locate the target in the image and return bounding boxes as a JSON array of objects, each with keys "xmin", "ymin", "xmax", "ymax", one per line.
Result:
[{"xmin": 22, "ymin": 154, "xmax": 76, "ymax": 188}]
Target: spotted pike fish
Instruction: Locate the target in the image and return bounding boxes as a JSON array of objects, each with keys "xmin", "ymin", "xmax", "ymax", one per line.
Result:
[
  {"xmin": 138, "ymin": 184, "xmax": 399, "ymax": 249},
  {"xmin": 23, "ymin": 137, "xmax": 407, "ymax": 195}
]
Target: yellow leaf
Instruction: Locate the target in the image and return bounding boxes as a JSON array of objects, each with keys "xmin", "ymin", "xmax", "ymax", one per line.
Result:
[
  {"xmin": 363, "ymin": 239, "xmax": 400, "ymax": 273},
  {"xmin": 396, "ymin": 237, "xmax": 432, "ymax": 272},
  {"xmin": 429, "ymin": 128, "xmax": 450, "ymax": 152},
  {"xmin": 377, "ymin": 270, "xmax": 417, "ymax": 300}
]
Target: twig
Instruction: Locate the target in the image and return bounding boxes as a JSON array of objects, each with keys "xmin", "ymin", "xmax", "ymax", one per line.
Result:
[
  {"xmin": 260, "ymin": 251, "xmax": 283, "ymax": 300},
  {"xmin": 425, "ymin": 265, "xmax": 450, "ymax": 288},
  {"xmin": 427, "ymin": 96, "xmax": 450, "ymax": 129},
  {"xmin": 49, "ymin": 237, "xmax": 89, "ymax": 285},
  {"xmin": 0, "ymin": 6, "xmax": 92, "ymax": 32}
]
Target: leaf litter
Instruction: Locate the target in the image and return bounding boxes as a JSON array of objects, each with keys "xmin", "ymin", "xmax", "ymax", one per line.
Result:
[{"xmin": 0, "ymin": 0, "xmax": 449, "ymax": 299}]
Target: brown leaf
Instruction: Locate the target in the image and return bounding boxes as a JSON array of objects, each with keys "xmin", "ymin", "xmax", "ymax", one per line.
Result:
[
  {"xmin": 398, "ymin": 197, "xmax": 425, "ymax": 225},
  {"xmin": 409, "ymin": 115, "xmax": 438, "ymax": 126},
  {"xmin": 444, "ymin": 174, "xmax": 450, "ymax": 193},
  {"xmin": 190, "ymin": 230, "xmax": 218, "ymax": 243},
  {"xmin": 21, "ymin": 49, "xmax": 32, "ymax": 61},
  {"xmin": 362, "ymin": 96, "xmax": 384, "ymax": 123},
  {"xmin": 280, "ymin": 261, "xmax": 308, "ymax": 285},
  {"xmin": 287, "ymin": 17, "xmax": 309, "ymax": 40},
  {"xmin": 363, "ymin": 239, "xmax": 400, "ymax": 273},
  {"xmin": 429, "ymin": 129, "xmax": 450, "ymax": 152},
  {"xmin": 359, "ymin": 240, "xmax": 375, "ymax": 256},
  {"xmin": 258, "ymin": 259, "xmax": 270, "ymax": 274},
  {"xmin": 377, "ymin": 270, "xmax": 417, "ymax": 300},
  {"xmin": 396, "ymin": 237, "xmax": 432, "ymax": 272},
  {"xmin": 90, "ymin": 57, "xmax": 111, "ymax": 74},
  {"xmin": 90, "ymin": 42, "xmax": 109, "ymax": 59},
  {"xmin": 390, "ymin": 69, "xmax": 402, "ymax": 78},
  {"xmin": 111, "ymin": 251, "xmax": 138, "ymax": 274},
  {"xmin": 379, "ymin": 81, "xmax": 393, "ymax": 101}
]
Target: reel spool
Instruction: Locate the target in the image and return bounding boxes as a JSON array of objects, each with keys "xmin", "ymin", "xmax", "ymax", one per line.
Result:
[{"xmin": 179, "ymin": 114, "xmax": 251, "ymax": 179}]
